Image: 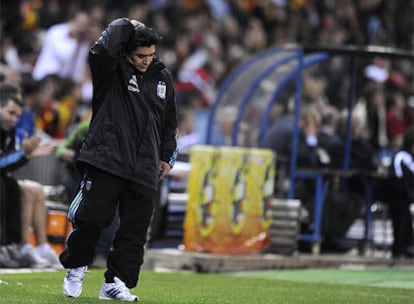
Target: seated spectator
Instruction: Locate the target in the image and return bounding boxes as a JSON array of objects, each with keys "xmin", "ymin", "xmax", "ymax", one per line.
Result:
[
  {"xmin": 56, "ymin": 118, "xmax": 90, "ymax": 198},
  {"xmin": 365, "ymin": 88, "xmax": 388, "ymax": 154},
  {"xmin": 288, "ymin": 108, "xmax": 327, "ymax": 219},
  {"xmin": 386, "ymin": 91, "xmax": 408, "ymax": 152},
  {"xmin": 32, "ymin": 10, "xmax": 92, "ymax": 83},
  {"xmin": 318, "ymin": 107, "xmax": 343, "ymax": 169},
  {"xmin": 0, "ymin": 93, "xmax": 59, "ymax": 268},
  {"xmin": 295, "ymin": 107, "xmax": 327, "ymax": 169},
  {"xmin": 278, "ymin": 108, "xmax": 364, "ymax": 248},
  {"xmin": 176, "ymin": 106, "xmax": 200, "ymax": 152},
  {"xmin": 36, "ymin": 76, "xmax": 82, "ymax": 139},
  {"xmin": 0, "ymin": 77, "xmax": 42, "ymax": 144},
  {"xmin": 336, "ymin": 114, "xmax": 379, "ymax": 194},
  {"xmin": 15, "ymin": 76, "xmax": 42, "ymax": 143},
  {"xmin": 259, "ymin": 108, "xmax": 294, "ymax": 160}
]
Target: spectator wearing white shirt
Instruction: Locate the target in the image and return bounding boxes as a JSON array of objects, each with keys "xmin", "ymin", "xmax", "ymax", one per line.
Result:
[{"xmin": 32, "ymin": 10, "xmax": 92, "ymax": 83}]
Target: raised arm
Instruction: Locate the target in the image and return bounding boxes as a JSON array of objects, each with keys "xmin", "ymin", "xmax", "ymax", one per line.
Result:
[{"xmin": 88, "ymin": 18, "xmax": 144, "ymax": 101}]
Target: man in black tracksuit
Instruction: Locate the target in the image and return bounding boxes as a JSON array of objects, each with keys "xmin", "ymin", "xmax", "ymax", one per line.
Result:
[
  {"xmin": 60, "ymin": 18, "xmax": 178, "ymax": 301},
  {"xmin": 375, "ymin": 127, "xmax": 414, "ymax": 258}
]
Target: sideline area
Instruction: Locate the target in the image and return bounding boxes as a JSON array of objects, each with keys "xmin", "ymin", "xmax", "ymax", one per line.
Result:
[
  {"xmin": 233, "ymin": 267, "xmax": 414, "ymax": 290},
  {"xmin": 142, "ymin": 248, "xmax": 414, "ymax": 273}
]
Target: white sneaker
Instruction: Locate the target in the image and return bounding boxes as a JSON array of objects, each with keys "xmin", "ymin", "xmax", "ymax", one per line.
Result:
[
  {"xmin": 19, "ymin": 246, "xmax": 49, "ymax": 268},
  {"xmin": 63, "ymin": 266, "xmax": 88, "ymax": 298},
  {"xmin": 36, "ymin": 245, "xmax": 62, "ymax": 269},
  {"xmin": 99, "ymin": 277, "xmax": 138, "ymax": 301}
]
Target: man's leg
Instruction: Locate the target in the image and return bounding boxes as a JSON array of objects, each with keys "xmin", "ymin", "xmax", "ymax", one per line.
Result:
[
  {"xmin": 0, "ymin": 175, "xmax": 22, "ymax": 268},
  {"xmin": 60, "ymin": 166, "xmax": 124, "ymax": 268},
  {"xmin": 1, "ymin": 175, "xmax": 21, "ymax": 245},
  {"xmin": 18, "ymin": 179, "xmax": 58, "ymax": 267},
  {"xmin": 389, "ymin": 198, "xmax": 414, "ymax": 257},
  {"xmin": 0, "ymin": 176, "xmax": 6, "ymax": 245},
  {"xmin": 91, "ymin": 208, "xmax": 119, "ymax": 268},
  {"xmin": 61, "ymin": 166, "xmax": 124, "ymax": 298},
  {"xmin": 18, "ymin": 180, "xmax": 47, "ymax": 245},
  {"xmin": 105, "ymin": 182, "xmax": 156, "ymax": 289}
]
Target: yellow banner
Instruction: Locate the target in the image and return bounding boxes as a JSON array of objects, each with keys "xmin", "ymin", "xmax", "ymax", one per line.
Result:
[{"xmin": 183, "ymin": 145, "xmax": 275, "ymax": 254}]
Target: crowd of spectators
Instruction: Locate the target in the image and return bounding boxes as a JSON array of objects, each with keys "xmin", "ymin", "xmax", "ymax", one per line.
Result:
[
  {"xmin": 0, "ymin": 0, "xmax": 413, "ymax": 262},
  {"xmin": 1, "ymin": 0, "xmax": 413, "ymax": 144}
]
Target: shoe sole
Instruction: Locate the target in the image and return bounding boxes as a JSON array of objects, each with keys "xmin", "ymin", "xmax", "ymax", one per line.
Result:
[
  {"xmin": 98, "ymin": 293, "xmax": 138, "ymax": 301},
  {"xmin": 63, "ymin": 289, "xmax": 82, "ymax": 298}
]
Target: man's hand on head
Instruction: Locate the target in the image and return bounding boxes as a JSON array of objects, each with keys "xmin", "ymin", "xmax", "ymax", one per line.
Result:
[{"xmin": 130, "ymin": 19, "xmax": 145, "ymax": 28}]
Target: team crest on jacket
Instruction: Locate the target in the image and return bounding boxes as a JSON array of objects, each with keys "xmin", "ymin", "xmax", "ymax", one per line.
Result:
[{"xmin": 157, "ymin": 81, "xmax": 166, "ymax": 99}]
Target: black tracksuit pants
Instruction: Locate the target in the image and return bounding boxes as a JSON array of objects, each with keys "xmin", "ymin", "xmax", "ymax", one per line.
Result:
[
  {"xmin": 388, "ymin": 197, "xmax": 414, "ymax": 256},
  {"xmin": 375, "ymin": 177, "xmax": 414, "ymax": 257},
  {"xmin": 0, "ymin": 175, "xmax": 22, "ymax": 245},
  {"xmin": 59, "ymin": 165, "xmax": 156, "ymax": 288}
]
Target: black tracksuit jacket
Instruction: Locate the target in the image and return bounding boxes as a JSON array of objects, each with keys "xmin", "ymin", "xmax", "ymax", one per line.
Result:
[{"xmin": 77, "ymin": 18, "xmax": 178, "ymax": 190}]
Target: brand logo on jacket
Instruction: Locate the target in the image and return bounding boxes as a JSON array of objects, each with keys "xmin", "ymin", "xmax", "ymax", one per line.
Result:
[
  {"xmin": 128, "ymin": 75, "xmax": 140, "ymax": 93},
  {"xmin": 157, "ymin": 81, "xmax": 166, "ymax": 99}
]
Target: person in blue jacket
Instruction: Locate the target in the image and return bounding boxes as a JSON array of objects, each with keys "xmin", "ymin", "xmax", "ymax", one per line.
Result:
[{"xmin": 0, "ymin": 93, "xmax": 57, "ymax": 268}]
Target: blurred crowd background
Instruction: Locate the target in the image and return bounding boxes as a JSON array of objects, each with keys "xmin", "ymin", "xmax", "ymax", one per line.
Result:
[{"xmin": 0, "ymin": 0, "xmax": 413, "ymax": 152}]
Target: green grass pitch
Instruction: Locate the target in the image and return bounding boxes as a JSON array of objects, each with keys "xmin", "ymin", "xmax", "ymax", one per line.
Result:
[{"xmin": 0, "ymin": 268, "xmax": 413, "ymax": 303}]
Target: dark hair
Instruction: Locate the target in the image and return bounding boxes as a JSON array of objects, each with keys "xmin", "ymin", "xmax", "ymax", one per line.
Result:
[
  {"xmin": 0, "ymin": 93, "xmax": 23, "ymax": 108},
  {"xmin": 127, "ymin": 26, "xmax": 161, "ymax": 53},
  {"xmin": 21, "ymin": 75, "xmax": 41, "ymax": 96},
  {"xmin": 0, "ymin": 82, "xmax": 22, "ymax": 97}
]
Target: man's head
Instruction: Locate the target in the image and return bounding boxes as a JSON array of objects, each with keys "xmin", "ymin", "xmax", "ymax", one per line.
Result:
[
  {"xmin": 0, "ymin": 94, "xmax": 23, "ymax": 131},
  {"xmin": 69, "ymin": 11, "xmax": 90, "ymax": 40},
  {"xmin": 126, "ymin": 27, "xmax": 160, "ymax": 73},
  {"xmin": 0, "ymin": 82, "xmax": 22, "ymax": 100}
]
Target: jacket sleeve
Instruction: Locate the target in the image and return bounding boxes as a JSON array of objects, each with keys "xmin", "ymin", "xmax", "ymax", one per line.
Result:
[
  {"xmin": 0, "ymin": 150, "xmax": 29, "ymax": 172},
  {"xmin": 56, "ymin": 120, "xmax": 90, "ymax": 158},
  {"xmin": 89, "ymin": 18, "xmax": 135, "ymax": 79},
  {"xmin": 160, "ymin": 70, "xmax": 178, "ymax": 168}
]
